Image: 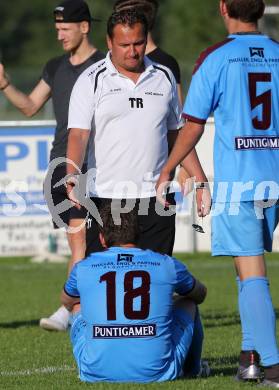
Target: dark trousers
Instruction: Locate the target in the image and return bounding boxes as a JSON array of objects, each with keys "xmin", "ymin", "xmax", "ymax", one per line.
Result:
[
  {"xmin": 44, "ymin": 164, "xmax": 87, "ymax": 229},
  {"xmin": 85, "ymin": 194, "xmax": 176, "ymax": 257}
]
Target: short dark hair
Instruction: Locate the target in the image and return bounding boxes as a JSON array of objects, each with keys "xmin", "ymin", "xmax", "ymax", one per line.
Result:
[
  {"xmin": 98, "ymin": 202, "xmax": 139, "ymax": 247},
  {"xmin": 223, "ymin": 0, "xmax": 265, "ymax": 23},
  {"xmin": 107, "ymin": 8, "xmax": 148, "ymax": 39},
  {"xmin": 113, "ymin": 0, "xmax": 158, "ymax": 31}
]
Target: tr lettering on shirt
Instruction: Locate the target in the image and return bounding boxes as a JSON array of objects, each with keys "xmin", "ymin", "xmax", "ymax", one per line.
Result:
[{"xmin": 129, "ymin": 98, "xmax": 144, "ymax": 109}]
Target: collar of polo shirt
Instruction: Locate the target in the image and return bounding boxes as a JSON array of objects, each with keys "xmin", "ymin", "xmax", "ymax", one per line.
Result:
[
  {"xmin": 106, "ymin": 52, "xmax": 155, "ymax": 76},
  {"xmin": 67, "ymin": 50, "xmax": 181, "ymax": 199}
]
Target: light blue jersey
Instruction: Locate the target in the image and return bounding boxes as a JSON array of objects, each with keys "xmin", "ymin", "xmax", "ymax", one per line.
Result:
[
  {"xmin": 184, "ymin": 34, "xmax": 279, "ymax": 202},
  {"xmin": 65, "ymin": 247, "xmax": 195, "ymax": 383}
]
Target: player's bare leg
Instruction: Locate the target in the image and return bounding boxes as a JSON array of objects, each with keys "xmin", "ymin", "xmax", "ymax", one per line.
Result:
[
  {"xmin": 234, "ymin": 255, "xmax": 279, "ymax": 385},
  {"xmin": 40, "ymin": 220, "xmax": 86, "ymax": 331},
  {"xmin": 235, "ymin": 255, "xmax": 266, "ymax": 281}
]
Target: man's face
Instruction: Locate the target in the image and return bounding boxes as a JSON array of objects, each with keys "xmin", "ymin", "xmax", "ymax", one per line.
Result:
[
  {"xmin": 107, "ymin": 23, "xmax": 147, "ymax": 73},
  {"xmin": 55, "ymin": 22, "xmax": 86, "ymax": 52}
]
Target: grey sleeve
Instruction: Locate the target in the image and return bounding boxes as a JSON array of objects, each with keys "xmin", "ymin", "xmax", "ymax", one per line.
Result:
[{"xmin": 41, "ymin": 56, "xmax": 63, "ymax": 88}]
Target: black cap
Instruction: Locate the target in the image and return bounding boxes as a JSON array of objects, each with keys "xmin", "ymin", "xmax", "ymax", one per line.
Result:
[{"xmin": 54, "ymin": 0, "xmax": 100, "ymax": 23}]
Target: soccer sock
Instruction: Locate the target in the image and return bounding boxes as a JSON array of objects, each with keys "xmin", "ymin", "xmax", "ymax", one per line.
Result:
[
  {"xmin": 240, "ymin": 277, "xmax": 279, "ymax": 367},
  {"xmin": 236, "ymin": 277, "xmax": 255, "ymax": 351},
  {"xmin": 183, "ymin": 308, "xmax": 204, "ymax": 376}
]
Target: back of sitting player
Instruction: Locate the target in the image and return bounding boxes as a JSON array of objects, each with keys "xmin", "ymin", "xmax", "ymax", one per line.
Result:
[{"xmin": 61, "ymin": 203, "xmax": 208, "ymax": 383}]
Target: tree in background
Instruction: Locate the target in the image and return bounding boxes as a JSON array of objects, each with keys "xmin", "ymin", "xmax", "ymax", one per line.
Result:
[
  {"xmin": 158, "ymin": 0, "xmax": 225, "ymax": 89},
  {"xmin": 0, "ymin": 0, "xmax": 277, "ymax": 117}
]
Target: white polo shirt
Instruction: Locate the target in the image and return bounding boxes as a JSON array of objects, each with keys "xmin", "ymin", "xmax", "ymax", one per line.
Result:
[{"xmin": 68, "ymin": 52, "xmax": 183, "ymax": 199}]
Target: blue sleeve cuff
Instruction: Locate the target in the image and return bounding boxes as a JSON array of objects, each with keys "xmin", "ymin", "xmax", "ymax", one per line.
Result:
[
  {"xmin": 176, "ymin": 278, "xmax": 196, "ymax": 296},
  {"xmin": 63, "ymin": 284, "xmax": 80, "ymax": 298}
]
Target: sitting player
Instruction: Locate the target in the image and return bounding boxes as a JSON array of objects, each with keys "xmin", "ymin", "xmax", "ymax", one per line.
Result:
[{"xmin": 61, "ymin": 204, "xmax": 209, "ymax": 383}]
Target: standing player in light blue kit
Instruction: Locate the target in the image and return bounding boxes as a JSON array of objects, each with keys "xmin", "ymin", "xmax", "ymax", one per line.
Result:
[
  {"xmin": 61, "ymin": 205, "xmax": 208, "ymax": 383},
  {"xmin": 157, "ymin": 0, "xmax": 279, "ymax": 387}
]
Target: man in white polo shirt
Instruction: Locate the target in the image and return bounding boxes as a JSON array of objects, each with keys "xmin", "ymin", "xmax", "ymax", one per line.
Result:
[{"xmin": 66, "ymin": 8, "xmax": 209, "ymax": 256}]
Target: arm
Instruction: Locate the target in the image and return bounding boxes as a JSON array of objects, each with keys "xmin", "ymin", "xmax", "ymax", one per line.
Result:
[
  {"xmin": 66, "ymin": 65, "xmax": 96, "ymax": 181},
  {"xmin": 60, "ymin": 290, "xmax": 80, "ymax": 312},
  {"xmin": 174, "ymin": 259, "xmax": 207, "ymax": 304},
  {"xmin": 181, "ymin": 147, "xmax": 211, "ymax": 217},
  {"xmin": 0, "ymin": 64, "xmax": 51, "ymax": 117},
  {"xmin": 66, "ymin": 69, "xmax": 95, "ymax": 207},
  {"xmin": 184, "ymin": 278, "xmax": 207, "ymax": 305},
  {"xmin": 177, "ymin": 148, "xmax": 211, "ymax": 215},
  {"xmin": 157, "ymin": 121, "xmax": 210, "ymax": 216},
  {"xmin": 61, "ymin": 264, "xmax": 80, "ymax": 311},
  {"xmin": 177, "ymin": 83, "xmax": 183, "ymax": 107},
  {"xmin": 162, "ymin": 43, "xmax": 216, "ymax": 190},
  {"xmin": 167, "ymin": 130, "xmax": 179, "ymax": 181},
  {"xmin": 177, "ymin": 166, "xmax": 193, "ymax": 195},
  {"xmin": 165, "ymin": 72, "xmax": 185, "ymax": 181},
  {"xmin": 67, "ymin": 128, "xmax": 90, "ymax": 175},
  {"xmin": 165, "ymin": 72, "xmax": 199, "ymax": 191},
  {"xmin": 66, "ymin": 128, "xmax": 90, "ymax": 208},
  {"xmin": 175, "ymin": 81, "xmax": 194, "ymax": 194},
  {"xmin": 165, "ymin": 121, "xmax": 204, "ymax": 176}
]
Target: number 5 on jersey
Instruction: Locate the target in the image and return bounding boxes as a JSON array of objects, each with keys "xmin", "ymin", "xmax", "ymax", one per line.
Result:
[{"xmin": 249, "ymin": 72, "xmax": 271, "ymax": 130}]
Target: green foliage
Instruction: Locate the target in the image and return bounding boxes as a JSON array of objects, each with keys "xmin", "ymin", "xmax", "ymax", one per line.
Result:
[
  {"xmin": 0, "ymin": 0, "xmax": 109, "ymax": 68},
  {"xmin": 0, "ymin": 1, "xmax": 225, "ymax": 82},
  {"xmin": 158, "ymin": 0, "xmax": 226, "ymax": 88},
  {"xmin": 0, "ymin": 0, "xmax": 278, "ymax": 102}
]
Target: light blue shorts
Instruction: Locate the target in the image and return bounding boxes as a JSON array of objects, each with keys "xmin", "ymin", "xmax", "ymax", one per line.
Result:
[
  {"xmin": 69, "ymin": 309, "xmax": 194, "ymax": 379},
  {"xmin": 212, "ymin": 201, "xmax": 279, "ymax": 256}
]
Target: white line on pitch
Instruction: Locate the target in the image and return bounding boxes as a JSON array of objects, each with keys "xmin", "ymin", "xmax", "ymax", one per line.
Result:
[{"xmin": 0, "ymin": 365, "xmax": 75, "ymax": 377}]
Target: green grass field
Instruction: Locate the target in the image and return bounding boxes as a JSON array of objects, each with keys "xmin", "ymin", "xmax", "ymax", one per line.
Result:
[{"xmin": 1, "ymin": 253, "xmax": 279, "ymax": 389}]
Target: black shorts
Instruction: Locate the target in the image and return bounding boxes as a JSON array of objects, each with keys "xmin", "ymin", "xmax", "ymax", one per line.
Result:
[
  {"xmin": 85, "ymin": 194, "xmax": 176, "ymax": 257},
  {"xmin": 44, "ymin": 164, "xmax": 88, "ymax": 229}
]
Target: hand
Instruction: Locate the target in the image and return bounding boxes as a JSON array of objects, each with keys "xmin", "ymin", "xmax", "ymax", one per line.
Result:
[
  {"xmin": 0, "ymin": 63, "xmax": 9, "ymax": 89},
  {"xmin": 177, "ymin": 167, "xmax": 194, "ymax": 196},
  {"xmin": 156, "ymin": 170, "xmax": 171, "ymax": 206},
  {"xmin": 66, "ymin": 179, "xmax": 81, "ymax": 210},
  {"xmin": 0, "ymin": 63, "xmax": 5, "ymax": 80},
  {"xmin": 196, "ymin": 187, "xmax": 211, "ymax": 217}
]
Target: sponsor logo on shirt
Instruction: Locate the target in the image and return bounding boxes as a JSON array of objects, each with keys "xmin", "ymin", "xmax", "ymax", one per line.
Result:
[
  {"xmin": 93, "ymin": 324, "xmax": 156, "ymax": 338},
  {"xmin": 229, "ymin": 47, "xmax": 279, "ymax": 66},
  {"xmin": 249, "ymin": 47, "xmax": 265, "ymax": 58},
  {"xmin": 145, "ymin": 92, "xmax": 164, "ymax": 96},
  {"xmin": 117, "ymin": 254, "xmax": 134, "ymax": 264},
  {"xmin": 87, "ymin": 61, "xmax": 106, "ymax": 77},
  {"xmin": 235, "ymin": 136, "xmax": 279, "ymax": 150},
  {"xmin": 91, "ymin": 260, "xmax": 160, "ymax": 269},
  {"xmin": 110, "ymin": 88, "xmax": 122, "ymax": 93}
]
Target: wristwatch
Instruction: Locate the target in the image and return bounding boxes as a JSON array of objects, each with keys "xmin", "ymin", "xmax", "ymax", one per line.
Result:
[{"xmin": 195, "ymin": 182, "xmax": 209, "ymax": 190}]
